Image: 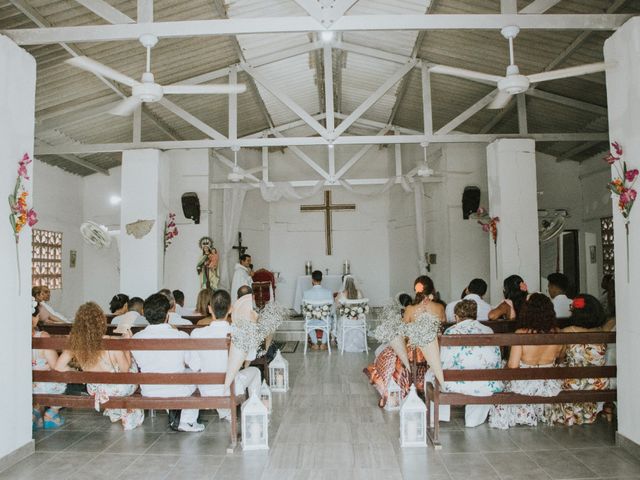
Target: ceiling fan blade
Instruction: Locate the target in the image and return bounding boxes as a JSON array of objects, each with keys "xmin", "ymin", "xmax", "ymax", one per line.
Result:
[
  {"xmin": 163, "ymin": 84, "xmax": 247, "ymax": 95},
  {"xmin": 487, "ymin": 91, "xmax": 513, "ymax": 109},
  {"xmin": 430, "ymin": 65, "xmax": 502, "ymax": 84},
  {"xmin": 66, "ymin": 56, "xmax": 139, "ymax": 88},
  {"xmin": 527, "ymin": 62, "xmax": 606, "ymax": 84},
  {"xmin": 109, "ymin": 96, "xmax": 143, "ymax": 116}
]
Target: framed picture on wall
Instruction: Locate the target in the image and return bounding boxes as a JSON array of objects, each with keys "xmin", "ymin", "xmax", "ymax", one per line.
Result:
[
  {"xmin": 70, "ymin": 250, "xmax": 77, "ymax": 268},
  {"xmin": 589, "ymin": 245, "xmax": 597, "ymax": 264}
]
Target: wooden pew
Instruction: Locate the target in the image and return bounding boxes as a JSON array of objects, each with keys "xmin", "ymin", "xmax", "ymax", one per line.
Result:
[
  {"xmin": 32, "ymin": 335, "xmax": 244, "ymax": 449},
  {"xmin": 104, "ymin": 314, "xmax": 207, "ymax": 324},
  {"xmin": 426, "ymin": 331, "xmax": 616, "ymax": 448}
]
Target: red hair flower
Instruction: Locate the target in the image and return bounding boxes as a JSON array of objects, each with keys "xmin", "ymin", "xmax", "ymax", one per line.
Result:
[{"xmin": 571, "ymin": 297, "xmax": 586, "ymax": 310}]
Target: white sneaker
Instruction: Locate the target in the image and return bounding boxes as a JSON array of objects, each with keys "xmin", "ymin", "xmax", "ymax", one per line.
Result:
[{"xmin": 177, "ymin": 422, "xmax": 205, "ymax": 432}]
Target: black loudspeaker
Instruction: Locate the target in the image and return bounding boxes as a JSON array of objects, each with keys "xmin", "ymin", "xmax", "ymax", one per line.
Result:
[
  {"xmin": 181, "ymin": 192, "xmax": 201, "ymax": 224},
  {"xmin": 462, "ymin": 186, "xmax": 481, "ymax": 220}
]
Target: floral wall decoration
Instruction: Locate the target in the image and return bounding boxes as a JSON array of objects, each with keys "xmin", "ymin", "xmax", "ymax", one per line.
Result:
[{"xmin": 476, "ymin": 207, "xmax": 500, "ymax": 273}]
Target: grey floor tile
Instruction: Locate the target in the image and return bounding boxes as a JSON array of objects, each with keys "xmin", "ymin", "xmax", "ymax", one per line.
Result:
[
  {"xmin": 484, "ymin": 451, "xmax": 551, "ymax": 480},
  {"xmin": 571, "ymin": 448, "xmax": 640, "ymax": 478},
  {"xmin": 68, "ymin": 453, "xmax": 140, "ymax": 480},
  {"xmin": 104, "ymin": 431, "xmax": 163, "ymax": 454},
  {"xmin": 35, "ymin": 430, "xmax": 91, "ymax": 452},
  {"xmin": 148, "ymin": 432, "xmax": 232, "ymax": 456},
  {"xmin": 441, "ymin": 452, "xmax": 501, "ymax": 480},
  {"xmin": 164, "ymin": 455, "xmax": 223, "ymax": 479},
  {"xmin": 527, "ymin": 449, "xmax": 598, "ymax": 479},
  {"xmin": 66, "ymin": 429, "xmax": 125, "ymax": 453},
  {"xmin": 213, "ymin": 453, "xmax": 270, "ymax": 479},
  {"xmin": 117, "ymin": 454, "xmax": 181, "ymax": 480},
  {"xmin": 0, "ymin": 452, "xmax": 56, "ymax": 480},
  {"xmin": 506, "ymin": 427, "xmax": 564, "ymax": 451},
  {"xmin": 26, "ymin": 452, "xmax": 98, "ymax": 480}
]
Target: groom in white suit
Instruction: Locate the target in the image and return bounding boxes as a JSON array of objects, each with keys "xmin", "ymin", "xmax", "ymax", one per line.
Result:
[{"xmin": 302, "ymin": 270, "xmax": 334, "ymax": 350}]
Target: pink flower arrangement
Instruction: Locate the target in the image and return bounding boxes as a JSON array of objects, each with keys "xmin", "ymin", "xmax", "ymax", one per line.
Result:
[
  {"xmin": 605, "ymin": 142, "xmax": 637, "ymax": 223},
  {"xmin": 164, "ymin": 212, "xmax": 179, "ymax": 251},
  {"xmin": 476, "ymin": 207, "xmax": 500, "ymax": 244}
]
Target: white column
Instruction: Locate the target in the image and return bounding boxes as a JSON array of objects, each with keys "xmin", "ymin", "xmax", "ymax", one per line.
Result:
[
  {"xmin": 0, "ymin": 35, "xmax": 36, "ymax": 464},
  {"xmin": 119, "ymin": 149, "xmax": 167, "ymax": 297},
  {"xmin": 604, "ymin": 17, "xmax": 640, "ymax": 448},
  {"xmin": 486, "ymin": 139, "xmax": 539, "ymax": 304}
]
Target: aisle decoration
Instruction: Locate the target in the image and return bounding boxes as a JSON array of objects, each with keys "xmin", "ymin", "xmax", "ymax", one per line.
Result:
[
  {"xmin": 8, "ymin": 153, "xmax": 38, "ymax": 294},
  {"xmin": 303, "ymin": 302, "xmax": 331, "ymax": 320},
  {"xmin": 476, "ymin": 207, "xmax": 499, "ymax": 273},
  {"xmin": 404, "ymin": 311, "xmax": 444, "ymax": 385},
  {"xmin": 373, "ymin": 304, "xmax": 410, "ymax": 368},
  {"xmin": 604, "ymin": 141, "xmax": 637, "ymax": 281},
  {"xmin": 338, "ymin": 302, "xmax": 370, "ymax": 319}
]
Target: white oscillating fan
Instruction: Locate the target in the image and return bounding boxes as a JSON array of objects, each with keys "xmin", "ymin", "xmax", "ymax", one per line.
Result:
[
  {"xmin": 538, "ymin": 210, "xmax": 567, "ymax": 243},
  {"xmin": 80, "ymin": 221, "xmax": 112, "ymax": 249}
]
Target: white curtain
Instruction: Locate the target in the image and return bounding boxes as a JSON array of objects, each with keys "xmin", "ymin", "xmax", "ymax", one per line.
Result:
[
  {"xmin": 259, "ymin": 181, "xmax": 324, "ymax": 202},
  {"xmin": 220, "ymin": 186, "xmax": 248, "ymax": 289}
]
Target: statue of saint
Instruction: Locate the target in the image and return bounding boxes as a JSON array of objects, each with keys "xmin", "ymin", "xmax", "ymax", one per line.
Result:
[{"xmin": 196, "ymin": 237, "xmax": 219, "ymax": 290}]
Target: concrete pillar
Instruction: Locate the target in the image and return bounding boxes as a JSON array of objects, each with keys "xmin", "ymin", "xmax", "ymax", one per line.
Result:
[
  {"xmin": 604, "ymin": 17, "xmax": 640, "ymax": 448},
  {"xmin": 119, "ymin": 149, "xmax": 168, "ymax": 298},
  {"xmin": 0, "ymin": 35, "xmax": 36, "ymax": 465},
  {"xmin": 486, "ymin": 139, "xmax": 539, "ymax": 304}
]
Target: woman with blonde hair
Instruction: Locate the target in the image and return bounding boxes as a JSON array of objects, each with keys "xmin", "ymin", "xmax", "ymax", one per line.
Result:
[{"xmin": 56, "ymin": 302, "xmax": 144, "ymax": 430}]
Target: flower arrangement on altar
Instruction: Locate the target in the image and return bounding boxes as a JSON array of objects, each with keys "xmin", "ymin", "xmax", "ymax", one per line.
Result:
[
  {"xmin": 164, "ymin": 212, "xmax": 178, "ymax": 251},
  {"xmin": 604, "ymin": 141, "xmax": 637, "ymax": 281},
  {"xmin": 303, "ymin": 303, "xmax": 331, "ymax": 320},
  {"xmin": 8, "ymin": 153, "xmax": 38, "ymax": 294},
  {"xmin": 338, "ymin": 303, "xmax": 369, "ymax": 319}
]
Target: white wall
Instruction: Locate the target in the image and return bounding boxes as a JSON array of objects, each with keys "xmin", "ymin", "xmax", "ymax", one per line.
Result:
[
  {"xmin": 32, "ymin": 161, "xmax": 84, "ymax": 319},
  {"xmin": 0, "ymin": 34, "xmax": 36, "ymax": 465}
]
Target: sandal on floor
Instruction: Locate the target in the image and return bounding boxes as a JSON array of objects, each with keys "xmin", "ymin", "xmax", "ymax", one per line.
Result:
[
  {"xmin": 32, "ymin": 409, "xmax": 43, "ymax": 429},
  {"xmin": 43, "ymin": 409, "xmax": 65, "ymax": 429}
]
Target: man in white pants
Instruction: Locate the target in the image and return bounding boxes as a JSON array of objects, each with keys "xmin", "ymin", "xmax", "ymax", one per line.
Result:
[{"xmin": 190, "ymin": 289, "xmax": 261, "ymax": 420}]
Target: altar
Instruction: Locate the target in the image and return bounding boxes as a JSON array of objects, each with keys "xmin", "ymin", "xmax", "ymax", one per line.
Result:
[{"xmin": 292, "ymin": 274, "xmax": 343, "ymax": 313}]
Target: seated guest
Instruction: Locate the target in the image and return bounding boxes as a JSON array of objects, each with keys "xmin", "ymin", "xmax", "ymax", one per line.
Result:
[
  {"xmin": 547, "ymin": 272, "xmax": 572, "ymax": 318},
  {"xmin": 232, "ymin": 287, "xmax": 259, "ymax": 362},
  {"xmin": 302, "ymin": 270, "xmax": 334, "ymax": 351},
  {"xmin": 335, "ymin": 275, "xmax": 363, "ymax": 303},
  {"xmin": 172, "ymin": 289, "xmax": 190, "ymax": 317},
  {"xmin": 194, "ymin": 288, "xmax": 212, "ymax": 317},
  {"xmin": 56, "ymin": 302, "xmax": 144, "ymax": 430},
  {"xmin": 31, "ymin": 303, "xmax": 66, "ymax": 429},
  {"xmin": 112, "ymin": 297, "xmax": 148, "ymax": 333},
  {"xmin": 397, "ymin": 293, "xmax": 412, "ymax": 311},
  {"xmin": 109, "ymin": 293, "xmax": 129, "ymax": 315},
  {"xmin": 546, "ymin": 294, "xmax": 609, "ymax": 425},
  {"xmin": 489, "ymin": 294, "xmax": 563, "ymax": 429},
  {"xmin": 445, "ymin": 278, "xmax": 491, "ymax": 323},
  {"xmin": 190, "ymin": 289, "xmax": 261, "ymax": 420},
  {"xmin": 33, "ymin": 285, "xmax": 68, "ymax": 323},
  {"xmin": 132, "ymin": 294, "xmax": 204, "ymax": 432},
  {"xmin": 488, "ymin": 275, "xmax": 528, "ymax": 320},
  {"xmin": 600, "ymin": 274, "xmax": 616, "ymax": 318},
  {"xmin": 159, "ymin": 289, "xmax": 192, "ymax": 326},
  {"xmin": 427, "ymin": 300, "xmax": 503, "ymax": 427}
]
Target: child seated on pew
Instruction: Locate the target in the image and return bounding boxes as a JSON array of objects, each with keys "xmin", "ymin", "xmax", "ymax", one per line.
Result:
[{"xmin": 55, "ymin": 302, "xmax": 144, "ymax": 430}]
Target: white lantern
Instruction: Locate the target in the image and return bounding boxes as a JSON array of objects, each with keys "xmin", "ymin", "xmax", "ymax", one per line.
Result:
[
  {"xmin": 399, "ymin": 384, "xmax": 427, "ymax": 448},
  {"xmin": 268, "ymin": 349, "xmax": 289, "ymax": 392},
  {"xmin": 384, "ymin": 377, "xmax": 402, "ymax": 411},
  {"xmin": 260, "ymin": 379, "xmax": 272, "ymax": 414},
  {"xmin": 241, "ymin": 392, "xmax": 269, "ymax": 451}
]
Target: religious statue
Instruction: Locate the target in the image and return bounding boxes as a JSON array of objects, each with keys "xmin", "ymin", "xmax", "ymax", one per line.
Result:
[{"xmin": 196, "ymin": 236, "xmax": 219, "ymax": 290}]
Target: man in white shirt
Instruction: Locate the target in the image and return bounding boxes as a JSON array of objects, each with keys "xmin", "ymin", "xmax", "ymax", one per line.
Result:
[
  {"xmin": 302, "ymin": 270, "xmax": 334, "ymax": 350},
  {"xmin": 547, "ymin": 272, "xmax": 572, "ymax": 318},
  {"xmin": 159, "ymin": 289, "xmax": 192, "ymax": 326},
  {"xmin": 189, "ymin": 289, "xmax": 261, "ymax": 420},
  {"xmin": 231, "ymin": 254, "xmax": 253, "ymax": 301},
  {"xmin": 132, "ymin": 293, "xmax": 204, "ymax": 432},
  {"xmin": 445, "ymin": 278, "xmax": 492, "ymax": 323},
  {"xmin": 112, "ymin": 297, "xmax": 149, "ymax": 333}
]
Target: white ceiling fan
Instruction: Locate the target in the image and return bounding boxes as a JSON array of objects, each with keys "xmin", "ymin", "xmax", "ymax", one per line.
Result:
[
  {"xmin": 405, "ymin": 144, "xmax": 473, "ymax": 180},
  {"xmin": 222, "ymin": 148, "xmax": 262, "ymax": 184},
  {"xmin": 66, "ymin": 34, "xmax": 247, "ymax": 116},
  {"xmin": 430, "ymin": 26, "xmax": 607, "ymax": 110}
]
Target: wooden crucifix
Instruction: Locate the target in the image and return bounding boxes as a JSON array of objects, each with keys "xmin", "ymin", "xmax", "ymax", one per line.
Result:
[
  {"xmin": 300, "ymin": 190, "xmax": 356, "ymax": 255},
  {"xmin": 232, "ymin": 232, "xmax": 248, "ymax": 260}
]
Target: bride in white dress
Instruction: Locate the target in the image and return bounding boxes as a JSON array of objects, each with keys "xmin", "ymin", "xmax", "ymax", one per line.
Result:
[{"xmin": 335, "ymin": 276, "xmax": 367, "ymax": 352}]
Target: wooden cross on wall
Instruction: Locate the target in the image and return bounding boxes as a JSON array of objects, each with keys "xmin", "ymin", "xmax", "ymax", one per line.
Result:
[
  {"xmin": 232, "ymin": 232, "xmax": 248, "ymax": 261},
  {"xmin": 300, "ymin": 190, "xmax": 356, "ymax": 255}
]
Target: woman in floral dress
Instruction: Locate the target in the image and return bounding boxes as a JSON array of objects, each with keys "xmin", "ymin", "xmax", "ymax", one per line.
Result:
[
  {"xmin": 546, "ymin": 294, "xmax": 609, "ymax": 425},
  {"xmin": 56, "ymin": 302, "xmax": 144, "ymax": 430}
]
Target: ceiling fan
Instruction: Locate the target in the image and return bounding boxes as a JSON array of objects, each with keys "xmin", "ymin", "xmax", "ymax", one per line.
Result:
[
  {"xmin": 66, "ymin": 34, "xmax": 247, "ymax": 116},
  {"xmin": 405, "ymin": 144, "xmax": 473, "ymax": 180},
  {"xmin": 219, "ymin": 148, "xmax": 262, "ymax": 184},
  {"xmin": 430, "ymin": 26, "xmax": 607, "ymax": 110}
]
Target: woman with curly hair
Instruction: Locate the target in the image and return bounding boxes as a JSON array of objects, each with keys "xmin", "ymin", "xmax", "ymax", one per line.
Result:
[
  {"xmin": 488, "ymin": 274, "xmax": 529, "ymax": 320},
  {"xmin": 489, "ymin": 293, "xmax": 563, "ymax": 429},
  {"xmin": 56, "ymin": 302, "xmax": 144, "ymax": 430}
]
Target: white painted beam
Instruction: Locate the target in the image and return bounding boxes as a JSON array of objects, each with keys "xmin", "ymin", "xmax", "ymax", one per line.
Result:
[
  {"xmin": 323, "ymin": 46, "xmax": 335, "ymax": 133},
  {"xmin": 133, "ymin": 105, "xmax": 142, "ymax": 142},
  {"xmin": 58, "ymin": 154, "xmax": 110, "ymax": 175},
  {"xmin": 333, "ymin": 60, "xmax": 416, "ymax": 137},
  {"xmin": 158, "ymin": 98, "xmax": 227, "ymax": 140},
  {"xmin": 436, "ymin": 90, "xmax": 497, "ymax": 135},
  {"xmin": 137, "ymin": 0, "xmax": 153, "ymax": 23},
  {"xmin": 242, "ymin": 63, "xmax": 330, "ymax": 139},
  {"xmin": 271, "ymin": 132, "xmax": 331, "ymax": 179},
  {"xmin": 517, "ymin": 94, "xmax": 528, "ymax": 134},
  {"xmin": 328, "ymin": 0, "xmax": 360, "ymax": 22},
  {"xmin": 293, "ymin": 0, "xmax": 325, "ymax": 23},
  {"xmin": 335, "ymin": 128, "xmax": 390, "ymax": 179},
  {"xmin": 4, "ymin": 15, "xmax": 630, "ymax": 45},
  {"xmin": 525, "ymin": 89, "xmax": 607, "ymax": 116},
  {"xmin": 74, "ymin": 0, "xmax": 134, "ymax": 24},
  {"xmin": 422, "ymin": 64, "xmax": 433, "ymax": 136},
  {"xmin": 337, "ymin": 41, "xmax": 414, "ymax": 65},
  {"xmin": 262, "ymin": 146, "xmax": 269, "ymax": 182},
  {"xmin": 520, "ymin": 0, "xmax": 562, "ymax": 14},
  {"xmin": 228, "ymin": 66, "xmax": 238, "ymax": 142}
]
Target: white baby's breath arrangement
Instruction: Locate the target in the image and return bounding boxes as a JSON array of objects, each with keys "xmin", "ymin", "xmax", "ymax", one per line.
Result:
[
  {"xmin": 231, "ymin": 320, "xmax": 262, "ymax": 353},
  {"xmin": 257, "ymin": 301, "xmax": 289, "ymax": 337},
  {"xmin": 404, "ymin": 311, "xmax": 441, "ymax": 348},
  {"xmin": 372, "ymin": 304, "xmax": 405, "ymax": 343},
  {"xmin": 338, "ymin": 302, "xmax": 369, "ymax": 319}
]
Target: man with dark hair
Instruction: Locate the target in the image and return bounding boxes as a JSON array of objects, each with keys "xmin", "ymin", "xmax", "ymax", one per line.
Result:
[
  {"xmin": 159, "ymin": 289, "xmax": 191, "ymax": 326},
  {"xmin": 547, "ymin": 272, "xmax": 572, "ymax": 318},
  {"xmin": 445, "ymin": 278, "xmax": 491, "ymax": 323},
  {"xmin": 190, "ymin": 289, "xmax": 261, "ymax": 420},
  {"xmin": 231, "ymin": 253, "xmax": 253, "ymax": 301},
  {"xmin": 172, "ymin": 289, "xmax": 190, "ymax": 317},
  {"xmin": 112, "ymin": 296, "xmax": 148, "ymax": 333},
  {"xmin": 132, "ymin": 293, "xmax": 204, "ymax": 432},
  {"xmin": 302, "ymin": 270, "xmax": 334, "ymax": 350}
]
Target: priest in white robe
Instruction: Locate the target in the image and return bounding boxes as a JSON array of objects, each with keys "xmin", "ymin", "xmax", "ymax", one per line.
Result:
[{"xmin": 231, "ymin": 254, "xmax": 253, "ymax": 301}]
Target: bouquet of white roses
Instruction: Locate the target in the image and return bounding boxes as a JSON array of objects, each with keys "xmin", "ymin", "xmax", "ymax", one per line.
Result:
[
  {"xmin": 303, "ymin": 303, "xmax": 331, "ymax": 320},
  {"xmin": 338, "ymin": 302, "xmax": 369, "ymax": 319}
]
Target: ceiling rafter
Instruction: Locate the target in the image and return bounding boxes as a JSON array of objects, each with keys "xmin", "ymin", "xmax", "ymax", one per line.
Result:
[{"xmin": 73, "ymin": 0, "xmax": 134, "ymax": 24}]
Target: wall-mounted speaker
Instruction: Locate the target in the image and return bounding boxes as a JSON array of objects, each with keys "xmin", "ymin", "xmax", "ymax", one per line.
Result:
[
  {"xmin": 462, "ymin": 186, "xmax": 481, "ymax": 220},
  {"xmin": 181, "ymin": 192, "xmax": 201, "ymax": 224}
]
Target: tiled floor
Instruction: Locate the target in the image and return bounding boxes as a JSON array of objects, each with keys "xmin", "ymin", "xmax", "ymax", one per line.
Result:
[{"xmin": 2, "ymin": 349, "xmax": 639, "ymax": 479}]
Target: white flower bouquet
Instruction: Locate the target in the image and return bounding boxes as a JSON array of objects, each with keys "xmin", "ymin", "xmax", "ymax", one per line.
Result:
[
  {"xmin": 303, "ymin": 303, "xmax": 331, "ymax": 320},
  {"xmin": 338, "ymin": 302, "xmax": 369, "ymax": 319}
]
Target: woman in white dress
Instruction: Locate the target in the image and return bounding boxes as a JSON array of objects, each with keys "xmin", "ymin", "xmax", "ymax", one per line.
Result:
[{"xmin": 336, "ymin": 275, "xmax": 367, "ymax": 352}]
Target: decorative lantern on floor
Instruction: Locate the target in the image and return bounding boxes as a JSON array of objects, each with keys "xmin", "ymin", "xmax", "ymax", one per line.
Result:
[
  {"xmin": 400, "ymin": 384, "xmax": 427, "ymax": 447},
  {"xmin": 241, "ymin": 392, "xmax": 269, "ymax": 451},
  {"xmin": 260, "ymin": 379, "xmax": 272, "ymax": 414},
  {"xmin": 384, "ymin": 377, "xmax": 402, "ymax": 412},
  {"xmin": 268, "ymin": 349, "xmax": 289, "ymax": 392}
]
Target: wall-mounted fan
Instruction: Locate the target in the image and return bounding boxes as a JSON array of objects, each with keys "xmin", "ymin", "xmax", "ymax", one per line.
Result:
[
  {"xmin": 80, "ymin": 221, "xmax": 117, "ymax": 249},
  {"xmin": 539, "ymin": 210, "xmax": 567, "ymax": 243}
]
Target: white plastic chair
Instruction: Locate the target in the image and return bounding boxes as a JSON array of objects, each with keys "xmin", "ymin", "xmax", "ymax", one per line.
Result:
[
  {"xmin": 302, "ymin": 299, "xmax": 333, "ymax": 355},
  {"xmin": 338, "ymin": 298, "xmax": 369, "ymax": 354}
]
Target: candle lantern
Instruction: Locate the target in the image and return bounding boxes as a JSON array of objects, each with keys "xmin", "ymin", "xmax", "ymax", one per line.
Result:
[
  {"xmin": 399, "ymin": 384, "xmax": 427, "ymax": 448},
  {"xmin": 241, "ymin": 392, "xmax": 269, "ymax": 451},
  {"xmin": 268, "ymin": 349, "xmax": 289, "ymax": 392},
  {"xmin": 384, "ymin": 377, "xmax": 402, "ymax": 412},
  {"xmin": 260, "ymin": 379, "xmax": 272, "ymax": 414}
]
